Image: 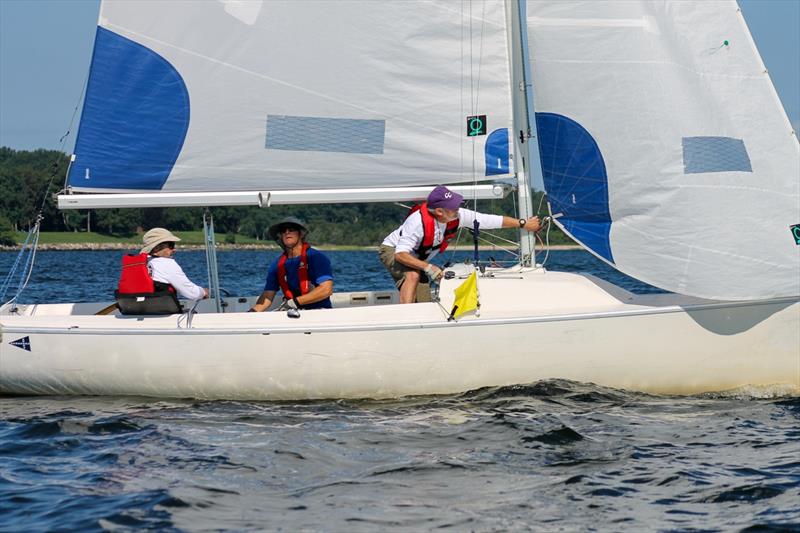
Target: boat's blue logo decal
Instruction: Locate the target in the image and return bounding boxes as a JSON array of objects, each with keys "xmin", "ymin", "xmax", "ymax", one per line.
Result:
[
  {"xmin": 10, "ymin": 336, "xmax": 31, "ymax": 352},
  {"xmin": 535, "ymin": 113, "xmax": 613, "ymax": 263},
  {"xmin": 67, "ymin": 27, "xmax": 190, "ymax": 190},
  {"xmin": 485, "ymin": 128, "xmax": 509, "ymax": 176},
  {"xmin": 682, "ymin": 137, "xmax": 752, "ymax": 174},
  {"xmin": 265, "ymin": 115, "xmax": 385, "ymax": 154}
]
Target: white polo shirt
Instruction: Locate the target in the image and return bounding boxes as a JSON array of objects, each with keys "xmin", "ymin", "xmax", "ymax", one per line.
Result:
[
  {"xmin": 148, "ymin": 257, "xmax": 206, "ymax": 300},
  {"xmin": 382, "ymin": 207, "xmax": 504, "ymax": 259}
]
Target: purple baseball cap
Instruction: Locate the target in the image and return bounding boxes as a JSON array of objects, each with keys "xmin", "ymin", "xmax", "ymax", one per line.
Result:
[{"xmin": 427, "ymin": 186, "xmax": 463, "ymax": 210}]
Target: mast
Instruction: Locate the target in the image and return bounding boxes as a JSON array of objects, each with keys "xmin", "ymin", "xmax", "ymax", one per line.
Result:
[{"xmin": 507, "ymin": 0, "xmax": 545, "ymax": 267}]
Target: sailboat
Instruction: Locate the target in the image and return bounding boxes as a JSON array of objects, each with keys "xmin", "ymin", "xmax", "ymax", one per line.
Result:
[{"xmin": 1, "ymin": 0, "xmax": 797, "ymax": 400}]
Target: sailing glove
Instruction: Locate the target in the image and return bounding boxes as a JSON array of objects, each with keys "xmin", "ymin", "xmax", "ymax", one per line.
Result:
[{"xmin": 424, "ymin": 264, "xmax": 442, "ymax": 281}]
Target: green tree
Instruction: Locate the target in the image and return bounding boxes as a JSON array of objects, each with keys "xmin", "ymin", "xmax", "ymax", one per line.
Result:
[
  {"xmin": 0, "ymin": 147, "xmax": 575, "ymax": 246},
  {"xmin": 0, "ymin": 214, "xmax": 16, "ymax": 246},
  {"xmin": 93, "ymin": 208, "xmax": 142, "ymax": 236}
]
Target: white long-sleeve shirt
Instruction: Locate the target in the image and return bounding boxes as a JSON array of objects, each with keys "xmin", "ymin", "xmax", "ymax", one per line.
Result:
[
  {"xmin": 148, "ymin": 257, "xmax": 206, "ymax": 300},
  {"xmin": 382, "ymin": 207, "xmax": 504, "ymax": 259}
]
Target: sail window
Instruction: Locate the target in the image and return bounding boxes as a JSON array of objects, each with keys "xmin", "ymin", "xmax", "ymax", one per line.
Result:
[
  {"xmin": 682, "ymin": 137, "xmax": 752, "ymax": 174},
  {"xmin": 265, "ymin": 115, "xmax": 385, "ymax": 154}
]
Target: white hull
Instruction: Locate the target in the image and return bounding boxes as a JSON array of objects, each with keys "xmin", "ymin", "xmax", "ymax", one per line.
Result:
[{"xmin": 1, "ymin": 268, "xmax": 798, "ymax": 400}]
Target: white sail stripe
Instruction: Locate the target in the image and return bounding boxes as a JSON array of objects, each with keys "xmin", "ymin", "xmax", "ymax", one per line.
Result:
[
  {"xmin": 655, "ymin": 184, "xmax": 798, "ymax": 199},
  {"xmin": 617, "ymin": 221, "xmax": 795, "ymax": 269},
  {"xmin": 166, "ymin": 162, "xmax": 509, "ymax": 179},
  {"xmin": 528, "ymin": 17, "xmax": 648, "ymax": 28},
  {"xmin": 103, "ymin": 22, "xmax": 458, "ymax": 138},
  {"xmin": 532, "ymin": 58, "xmax": 767, "ymax": 80},
  {"xmin": 430, "ymin": 1, "xmax": 506, "ymax": 29}
]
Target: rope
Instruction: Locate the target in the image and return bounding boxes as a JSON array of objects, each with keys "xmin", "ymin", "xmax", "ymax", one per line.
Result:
[
  {"xmin": 1, "ymin": 67, "xmax": 85, "ymax": 311},
  {"xmin": 1, "ymin": 217, "xmax": 42, "ymax": 310},
  {"xmin": 534, "ymin": 193, "xmax": 554, "ymax": 268},
  {"xmin": 40, "ymin": 66, "xmax": 88, "ymax": 210},
  {"xmin": 466, "ymin": 0, "xmax": 488, "ymax": 268}
]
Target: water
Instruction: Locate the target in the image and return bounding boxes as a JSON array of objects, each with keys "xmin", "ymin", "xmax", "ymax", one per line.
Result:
[{"xmin": 1, "ymin": 250, "xmax": 798, "ymax": 531}]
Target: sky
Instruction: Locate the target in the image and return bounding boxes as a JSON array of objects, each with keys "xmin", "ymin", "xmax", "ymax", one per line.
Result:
[{"xmin": 0, "ymin": 0, "xmax": 798, "ymax": 152}]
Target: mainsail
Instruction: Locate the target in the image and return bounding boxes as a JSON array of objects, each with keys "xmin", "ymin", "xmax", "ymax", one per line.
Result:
[
  {"xmin": 67, "ymin": 0, "xmax": 513, "ymax": 193},
  {"xmin": 528, "ymin": 0, "xmax": 800, "ymax": 300}
]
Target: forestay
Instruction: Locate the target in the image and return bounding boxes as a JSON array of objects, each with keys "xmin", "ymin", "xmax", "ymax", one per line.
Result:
[
  {"xmin": 68, "ymin": 0, "xmax": 513, "ymax": 193},
  {"xmin": 527, "ymin": 0, "xmax": 800, "ymax": 300}
]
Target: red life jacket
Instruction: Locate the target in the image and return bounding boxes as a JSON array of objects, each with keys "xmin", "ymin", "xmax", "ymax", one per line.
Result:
[
  {"xmin": 277, "ymin": 243, "xmax": 311, "ymax": 300},
  {"xmin": 117, "ymin": 253, "xmax": 175, "ymax": 294},
  {"xmin": 407, "ymin": 202, "xmax": 459, "ymax": 260}
]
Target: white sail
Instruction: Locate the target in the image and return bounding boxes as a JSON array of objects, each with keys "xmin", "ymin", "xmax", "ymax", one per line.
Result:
[
  {"xmin": 527, "ymin": 0, "xmax": 800, "ymax": 300},
  {"xmin": 67, "ymin": 0, "xmax": 514, "ymax": 192}
]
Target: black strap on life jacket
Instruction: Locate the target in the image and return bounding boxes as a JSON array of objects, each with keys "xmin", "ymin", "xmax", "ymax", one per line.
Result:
[
  {"xmin": 406, "ymin": 202, "xmax": 459, "ymax": 260},
  {"xmin": 114, "ymin": 253, "xmax": 182, "ymax": 315}
]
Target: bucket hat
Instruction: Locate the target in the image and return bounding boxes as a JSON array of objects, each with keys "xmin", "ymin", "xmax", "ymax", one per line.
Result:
[
  {"xmin": 141, "ymin": 228, "xmax": 181, "ymax": 254},
  {"xmin": 267, "ymin": 217, "xmax": 310, "ymax": 243}
]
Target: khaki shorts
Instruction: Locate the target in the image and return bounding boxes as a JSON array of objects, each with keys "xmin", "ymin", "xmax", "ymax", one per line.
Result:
[{"xmin": 377, "ymin": 244, "xmax": 431, "ymax": 303}]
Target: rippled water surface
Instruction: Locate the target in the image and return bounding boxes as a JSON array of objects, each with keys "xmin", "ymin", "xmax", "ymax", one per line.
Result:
[{"xmin": 1, "ymin": 250, "xmax": 798, "ymax": 531}]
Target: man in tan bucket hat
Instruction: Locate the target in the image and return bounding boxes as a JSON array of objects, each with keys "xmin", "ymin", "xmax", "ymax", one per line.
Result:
[{"xmin": 141, "ymin": 228, "xmax": 208, "ymax": 300}]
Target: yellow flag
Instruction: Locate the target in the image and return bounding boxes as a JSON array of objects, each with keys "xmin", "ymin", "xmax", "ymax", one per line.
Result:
[{"xmin": 450, "ymin": 272, "xmax": 479, "ymax": 319}]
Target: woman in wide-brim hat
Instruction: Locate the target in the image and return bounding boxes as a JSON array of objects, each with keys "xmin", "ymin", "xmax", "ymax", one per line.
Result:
[{"xmin": 142, "ymin": 228, "xmax": 208, "ymax": 301}]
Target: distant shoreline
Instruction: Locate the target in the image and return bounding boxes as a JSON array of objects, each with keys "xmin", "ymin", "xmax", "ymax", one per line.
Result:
[{"xmin": 1, "ymin": 243, "xmax": 582, "ymax": 252}]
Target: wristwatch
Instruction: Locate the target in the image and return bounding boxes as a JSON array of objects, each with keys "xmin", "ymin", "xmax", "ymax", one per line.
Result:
[{"xmin": 518, "ymin": 218, "xmax": 526, "ymax": 228}]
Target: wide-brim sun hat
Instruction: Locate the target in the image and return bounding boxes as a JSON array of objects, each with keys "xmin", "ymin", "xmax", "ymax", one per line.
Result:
[
  {"xmin": 267, "ymin": 216, "xmax": 310, "ymax": 242},
  {"xmin": 141, "ymin": 227, "xmax": 182, "ymax": 254}
]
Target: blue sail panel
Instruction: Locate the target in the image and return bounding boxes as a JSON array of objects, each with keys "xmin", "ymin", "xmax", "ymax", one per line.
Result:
[
  {"xmin": 67, "ymin": 27, "xmax": 190, "ymax": 190},
  {"xmin": 536, "ymin": 112, "xmax": 613, "ymax": 263}
]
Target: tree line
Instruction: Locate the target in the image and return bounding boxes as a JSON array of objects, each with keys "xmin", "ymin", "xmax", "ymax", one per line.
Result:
[{"xmin": 0, "ymin": 147, "xmax": 572, "ymax": 246}]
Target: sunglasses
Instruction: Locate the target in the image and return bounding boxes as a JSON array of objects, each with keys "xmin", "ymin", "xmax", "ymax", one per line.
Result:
[
  {"xmin": 154, "ymin": 241, "xmax": 175, "ymax": 251},
  {"xmin": 278, "ymin": 226, "xmax": 301, "ymax": 234}
]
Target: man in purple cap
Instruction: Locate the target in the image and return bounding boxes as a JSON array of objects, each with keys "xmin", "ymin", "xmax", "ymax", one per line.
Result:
[{"xmin": 379, "ymin": 185, "xmax": 541, "ymax": 303}]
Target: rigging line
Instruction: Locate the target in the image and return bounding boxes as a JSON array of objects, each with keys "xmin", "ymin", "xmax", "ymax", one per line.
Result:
[
  {"xmin": 475, "ymin": 230, "xmax": 519, "ymax": 249},
  {"xmin": 0, "ymin": 227, "xmax": 36, "ymax": 301},
  {"xmin": 533, "ymin": 190, "xmax": 553, "ymax": 266},
  {"xmin": 444, "ymin": 226, "xmax": 465, "ymax": 265},
  {"xmin": 7, "ymin": 63, "xmax": 88, "ymax": 309},
  {"xmin": 469, "ymin": 0, "xmax": 478, "ymax": 192},
  {"xmin": 13, "ymin": 222, "xmax": 42, "ymax": 305},
  {"xmin": 473, "ymin": 0, "xmax": 487, "ymax": 115},
  {"xmin": 1, "ymin": 219, "xmax": 41, "ymax": 309},
  {"xmin": 474, "ymin": 238, "xmax": 520, "ymax": 259},
  {"xmin": 537, "ymin": 211, "xmax": 553, "ymax": 268},
  {"xmin": 434, "ymin": 291, "xmax": 453, "ymax": 320},
  {"xmin": 460, "ymin": 0, "xmax": 464, "ymax": 181},
  {"xmin": 36, "ymin": 158, "xmax": 66, "ymax": 217},
  {"xmin": 35, "ymin": 62, "xmax": 91, "ymax": 215},
  {"xmin": 472, "ymin": 0, "xmax": 488, "ymax": 211},
  {"xmin": 469, "ymin": 0, "xmax": 474, "ymax": 117}
]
